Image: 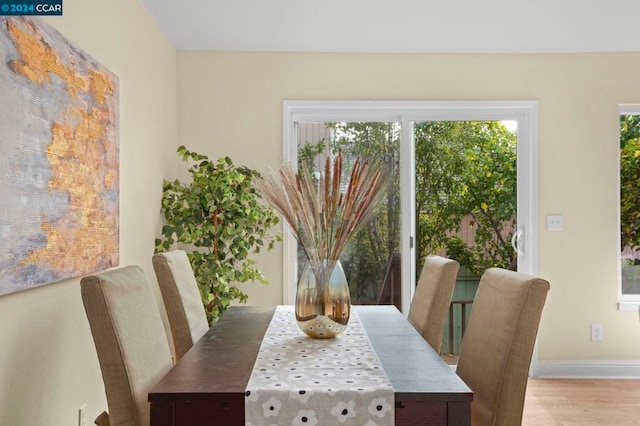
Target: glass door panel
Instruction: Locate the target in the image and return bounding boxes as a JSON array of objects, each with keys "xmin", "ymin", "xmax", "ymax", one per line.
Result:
[
  {"xmin": 412, "ymin": 120, "xmax": 518, "ymax": 357},
  {"xmin": 296, "ymin": 121, "xmax": 401, "ymax": 307}
]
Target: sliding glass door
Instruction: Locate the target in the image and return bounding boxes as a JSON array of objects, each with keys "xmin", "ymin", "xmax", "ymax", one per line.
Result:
[{"xmin": 283, "ymin": 101, "xmax": 538, "ymax": 319}]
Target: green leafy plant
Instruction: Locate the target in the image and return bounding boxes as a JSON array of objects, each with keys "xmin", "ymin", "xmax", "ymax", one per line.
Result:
[{"xmin": 155, "ymin": 146, "xmax": 281, "ymax": 323}]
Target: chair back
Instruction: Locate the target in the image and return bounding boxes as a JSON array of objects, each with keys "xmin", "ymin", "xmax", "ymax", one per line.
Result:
[
  {"xmin": 456, "ymin": 267, "xmax": 550, "ymax": 426},
  {"xmin": 153, "ymin": 250, "xmax": 208, "ymax": 361},
  {"xmin": 408, "ymin": 255, "xmax": 460, "ymax": 353},
  {"xmin": 81, "ymin": 266, "xmax": 173, "ymax": 426}
]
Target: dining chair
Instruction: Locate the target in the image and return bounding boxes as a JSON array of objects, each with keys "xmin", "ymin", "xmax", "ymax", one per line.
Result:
[
  {"xmin": 456, "ymin": 267, "xmax": 550, "ymax": 426},
  {"xmin": 152, "ymin": 249, "xmax": 209, "ymax": 361},
  {"xmin": 407, "ymin": 255, "xmax": 460, "ymax": 353},
  {"xmin": 81, "ymin": 266, "xmax": 173, "ymax": 426}
]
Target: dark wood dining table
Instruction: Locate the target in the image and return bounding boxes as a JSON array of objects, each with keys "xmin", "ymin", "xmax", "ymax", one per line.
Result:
[{"xmin": 148, "ymin": 305, "xmax": 472, "ymax": 425}]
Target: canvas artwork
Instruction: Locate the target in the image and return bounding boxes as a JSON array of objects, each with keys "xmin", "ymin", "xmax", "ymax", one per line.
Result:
[{"xmin": 0, "ymin": 17, "xmax": 119, "ymax": 296}]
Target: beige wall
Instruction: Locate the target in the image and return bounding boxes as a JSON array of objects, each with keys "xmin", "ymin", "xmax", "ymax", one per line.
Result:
[
  {"xmin": 178, "ymin": 50, "xmax": 640, "ymax": 362},
  {"xmin": 0, "ymin": 1, "xmax": 177, "ymax": 425}
]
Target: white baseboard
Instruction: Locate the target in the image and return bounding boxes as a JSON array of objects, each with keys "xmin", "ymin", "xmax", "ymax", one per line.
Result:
[{"xmin": 534, "ymin": 360, "xmax": 640, "ymax": 379}]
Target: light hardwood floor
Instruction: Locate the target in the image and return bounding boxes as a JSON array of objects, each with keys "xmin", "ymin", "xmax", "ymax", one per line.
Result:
[{"xmin": 523, "ymin": 379, "xmax": 640, "ymax": 425}]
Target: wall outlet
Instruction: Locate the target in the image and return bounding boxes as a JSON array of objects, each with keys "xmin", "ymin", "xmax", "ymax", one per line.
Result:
[
  {"xmin": 546, "ymin": 214, "xmax": 564, "ymax": 231},
  {"xmin": 79, "ymin": 404, "xmax": 87, "ymax": 426},
  {"xmin": 591, "ymin": 324, "xmax": 603, "ymax": 342}
]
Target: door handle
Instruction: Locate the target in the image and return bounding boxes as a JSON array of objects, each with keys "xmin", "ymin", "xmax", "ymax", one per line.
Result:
[{"xmin": 511, "ymin": 228, "xmax": 524, "ymax": 257}]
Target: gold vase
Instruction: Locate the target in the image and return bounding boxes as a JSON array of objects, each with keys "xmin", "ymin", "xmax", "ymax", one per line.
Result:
[{"xmin": 295, "ymin": 259, "xmax": 351, "ymax": 338}]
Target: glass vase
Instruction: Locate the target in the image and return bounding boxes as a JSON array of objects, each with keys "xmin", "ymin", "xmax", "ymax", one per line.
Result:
[{"xmin": 295, "ymin": 259, "xmax": 351, "ymax": 338}]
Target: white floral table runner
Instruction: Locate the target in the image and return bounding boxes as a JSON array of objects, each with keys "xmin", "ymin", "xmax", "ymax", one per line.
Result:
[{"xmin": 245, "ymin": 305, "xmax": 395, "ymax": 426}]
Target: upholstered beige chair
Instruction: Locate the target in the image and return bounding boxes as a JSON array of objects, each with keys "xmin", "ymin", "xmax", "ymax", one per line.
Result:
[
  {"xmin": 81, "ymin": 266, "xmax": 173, "ymax": 426},
  {"xmin": 407, "ymin": 255, "xmax": 460, "ymax": 353},
  {"xmin": 152, "ymin": 250, "xmax": 209, "ymax": 361},
  {"xmin": 456, "ymin": 268, "xmax": 550, "ymax": 426}
]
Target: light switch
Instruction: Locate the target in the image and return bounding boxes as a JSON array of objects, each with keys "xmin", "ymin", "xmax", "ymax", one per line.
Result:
[{"xmin": 546, "ymin": 214, "xmax": 563, "ymax": 231}]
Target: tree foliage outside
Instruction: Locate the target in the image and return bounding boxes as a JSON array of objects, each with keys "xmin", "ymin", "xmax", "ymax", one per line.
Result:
[
  {"xmin": 620, "ymin": 115, "xmax": 640, "ymax": 263},
  {"xmin": 156, "ymin": 146, "xmax": 281, "ymax": 323},
  {"xmin": 415, "ymin": 121, "xmax": 517, "ymax": 276},
  {"xmin": 297, "ymin": 120, "xmax": 517, "ymax": 301}
]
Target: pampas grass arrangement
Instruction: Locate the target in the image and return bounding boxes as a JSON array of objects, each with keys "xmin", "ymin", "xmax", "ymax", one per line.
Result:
[{"xmin": 256, "ymin": 151, "xmax": 387, "ymax": 286}]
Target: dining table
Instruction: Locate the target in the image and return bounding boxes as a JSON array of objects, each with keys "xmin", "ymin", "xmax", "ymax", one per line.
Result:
[{"xmin": 148, "ymin": 305, "xmax": 472, "ymax": 425}]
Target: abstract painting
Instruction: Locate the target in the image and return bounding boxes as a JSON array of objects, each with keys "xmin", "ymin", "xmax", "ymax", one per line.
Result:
[{"xmin": 0, "ymin": 17, "xmax": 119, "ymax": 296}]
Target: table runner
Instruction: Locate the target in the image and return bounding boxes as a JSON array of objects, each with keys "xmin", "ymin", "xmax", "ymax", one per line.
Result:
[{"xmin": 245, "ymin": 305, "xmax": 394, "ymax": 426}]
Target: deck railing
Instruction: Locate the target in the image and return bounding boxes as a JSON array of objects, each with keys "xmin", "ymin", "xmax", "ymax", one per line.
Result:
[{"xmin": 447, "ymin": 299, "xmax": 473, "ymax": 355}]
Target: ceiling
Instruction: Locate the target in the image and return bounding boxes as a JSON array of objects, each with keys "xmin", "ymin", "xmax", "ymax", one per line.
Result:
[{"xmin": 140, "ymin": 0, "xmax": 640, "ymax": 53}]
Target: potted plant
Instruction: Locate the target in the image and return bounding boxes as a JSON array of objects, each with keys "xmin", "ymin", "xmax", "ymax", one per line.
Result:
[{"xmin": 155, "ymin": 146, "xmax": 281, "ymax": 323}]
